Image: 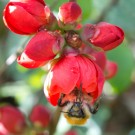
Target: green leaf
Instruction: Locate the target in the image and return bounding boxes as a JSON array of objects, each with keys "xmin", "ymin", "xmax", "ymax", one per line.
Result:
[{"xmin": 107, "ymin": 41, "xmax": 134, "ymax": 93}]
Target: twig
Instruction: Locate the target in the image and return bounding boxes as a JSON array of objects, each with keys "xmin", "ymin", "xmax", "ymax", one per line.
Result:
[
  {"xmin": 0, "ymin": 52, "xmax": 18, "ymax": 77},
  {"xmin": 94, "ymin": 0, "xmax": 119, "ymax": 23},
  {"xmin": 0, "ymin": 36, "xmax": 30, "ymax": 77},
  {"xmin": 49, "ymin": 107, "xmax": 61, "ymax": 135}
]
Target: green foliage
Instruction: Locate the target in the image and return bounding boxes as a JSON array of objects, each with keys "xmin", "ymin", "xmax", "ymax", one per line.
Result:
[
  {"xmin": 107, "ymin": 41, "xmax": 134, "ymax": 93},
  {"xmin": 89, "ymin": 0, "xmax": 110, "ymax": 22},
  {"xmin": 78, "ymin": 0, "xmax": 93, "ymax": 23},
  {"xmin": 105, "ymin": 0, "xmax": 135, "ymax": 40}
]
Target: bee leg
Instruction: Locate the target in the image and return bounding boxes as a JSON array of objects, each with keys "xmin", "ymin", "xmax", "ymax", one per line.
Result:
[
  {"xmin": 58, "ymin": 94, "xmax": 69, "ymax": 107},
  {"xmin": 58, "ymin": 100, "xmax": 69, "ymax": 107},
  {"xmin": 88, "ymin": 102, "xmax": 99, "ymax": 114}
]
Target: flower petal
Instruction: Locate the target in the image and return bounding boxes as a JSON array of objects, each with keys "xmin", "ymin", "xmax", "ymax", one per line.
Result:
[
  {"xmin": 90, "ymin": 22, "xmax": 124, "ymax": 51},
  {"xmin": 17, "ymin": 52, "xmax": 46, "ymax": 68},
  {"xmin": 76, "ymin": 56, "xmax": 97, "ymax": 93},
  {"xmin": 105, "ymin": 60, "xmax": 118, "ymax": 79},
  {"xmin": 44, "ymin": 90, "xmax": 60, "ymax": 106},
  {"xmin": 44, "ymin": 56, "xmax": 80, "ymax": 96},
  {"xmin": 91, "ymin": 62, "xmax": 105, "ymax": 101},
  {"xmin": 3, "ymin": 3, "xmax": 41, "ymax": 34},
  {"xmin": 10, "ymin": 0, "xmax": 46, "ymax": 24},
  {"xmin": 25, "ymin": 31, "xmax": 64, "ymax": 61}
]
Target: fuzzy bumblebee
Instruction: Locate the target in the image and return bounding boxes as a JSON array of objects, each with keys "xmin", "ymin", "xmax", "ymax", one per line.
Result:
[{"xmin": 58, "ymin": 88, "xmax": 100, "ymax": 125}]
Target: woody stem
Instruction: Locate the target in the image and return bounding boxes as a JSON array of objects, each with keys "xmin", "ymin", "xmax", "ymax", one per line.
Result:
[
  {"xmin": 95, "ymin": 0, "xmax": 119, "ymax": 23},
  {"xmin": 48, "ymin": 107, "xmax": 62, "ymax": 135}
]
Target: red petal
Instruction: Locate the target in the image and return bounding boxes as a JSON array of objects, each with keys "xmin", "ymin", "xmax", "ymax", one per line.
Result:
[
  {"xmin": 3, "ymin": 3, "xmax": 41, "ymax": 34},
  {"xmin": 34, "ymin": 0, "xmax": 45, "ymax": 5},
  {"xmin": 103, "ymin": 26, "xmax": 124, "ymax": 51},
  {"xmin": 0, "ymin": 123, "xmax": 9, "ymax": 135},
  {"xmin": 44, "ymin": 91, "xmax": 60, "ymax": 106},
  {"xmin": 44, "ymin": 56, "xmax": 80, "ymax": 96},
  {"xmin": 17, "ymin": 52, "xmax": 46, "ymax": 68},
  {"xmin": 10, "ymin": 0, "xmax": 45, "ymax": 4},
  {"xmin": 80, "ymin": 44, "xmax": 107, "ymax": 71},
  {"xmin": 76, "ymin": 56, "xmax": 97, "ymax": 93},
  {"xmin": 25, "ymin": 31, "xmax": 63, "ymax": 61},
  {"xmin": 105, "ymin": 60, "xmax": 118, "ymax": 79},
  {"xmin": 10, "ymin": 1, "xmax": 46, "ymax": 24},
  {"xmin": 92, "ymin": 51, "xmax": 107, "ymax": 71},
  {"xmin": 91, "ymin": 62, "xmax": 105, "ymax": 101}
]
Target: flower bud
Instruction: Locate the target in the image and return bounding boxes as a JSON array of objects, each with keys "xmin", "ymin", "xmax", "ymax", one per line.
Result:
[
  {"xmin": 17, "ymin": 30, "xmax": 64, "ymax": 68},
  {"xmin": 105, "ymin": 60, "xmax": 118, "ymax": 79},
  {"xmin": 81, "ymin": 22, "xmax": 124, "ymax": 51},
  {"xmin": 58, "ymin": 2, "xmax": 82, "ymax": 29},
  {"xmin": 29, "ymin": 105, "xmax": 51, "ymax": 128},
  {"xmin": 3, "ymin": 0, "xmax": 56, "ymax": 34},
  {"xmin": 0, "ymin": 106, "xmax": 26, "ymax": 134}
]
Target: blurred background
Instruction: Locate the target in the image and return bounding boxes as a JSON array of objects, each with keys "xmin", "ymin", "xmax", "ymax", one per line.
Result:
[{"xmin": 0, "ymin": 0, "xmax": 135, "ymax": 135}]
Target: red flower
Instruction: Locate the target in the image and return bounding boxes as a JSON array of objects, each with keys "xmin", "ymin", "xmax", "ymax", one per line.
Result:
[
  {"xmin": 81, "ymin": 22, "xmax": 124, "ymax": 51},
  {"xmin": 44, "ymin": 55, "xmax": 105, "ymax": 106},
  {"xmin": 3, "ymin": 0, "xmax": 56, "ymax": 34},
  {"xmin": 0, "ymin": 106, "xmax": 26, "ymax": 134},
  {"xmin": 29, "ymin": 105, "xmax": 51, "ymax": 128},
  {"xmin": 58, "ymin": 2, "xmax": 82, "ymax": 29},
  {"xmin": 17, "ymin": 30, "xmax": 65, "ymax": 68}
]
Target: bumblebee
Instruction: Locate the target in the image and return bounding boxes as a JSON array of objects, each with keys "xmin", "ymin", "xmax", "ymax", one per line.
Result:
[{"xmin": 58, "ymin": 87, "xmax": 100, "ymax": 125}]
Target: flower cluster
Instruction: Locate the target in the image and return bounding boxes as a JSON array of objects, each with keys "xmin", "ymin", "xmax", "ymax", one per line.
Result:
[
  {"xmin": 0, "ymin": 105, "xmax": 51, "ymax": 135},
  {"xmin": 3, "ymin": 0, "xmax": 124, "ymax": 125}
]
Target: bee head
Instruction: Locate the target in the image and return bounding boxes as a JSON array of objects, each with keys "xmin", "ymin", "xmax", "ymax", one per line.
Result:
[
  {"xmin": 62, "ymin": 102, "xmax": 90, "ymax": 125},
  {"xmin": 68, "ymin": 102, "xmax": 85, "ymax": 118}
]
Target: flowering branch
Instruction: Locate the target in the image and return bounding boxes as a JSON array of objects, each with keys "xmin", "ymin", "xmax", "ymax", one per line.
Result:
[{"xmin": 1, "ymin": 0, "xmax": 124, "ymax": 134}]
